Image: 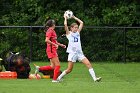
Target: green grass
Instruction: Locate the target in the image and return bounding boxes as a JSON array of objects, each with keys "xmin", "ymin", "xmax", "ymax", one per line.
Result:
[{"xmin": 0, "ymin": 62, "xmax": 140, "ymax": 93}]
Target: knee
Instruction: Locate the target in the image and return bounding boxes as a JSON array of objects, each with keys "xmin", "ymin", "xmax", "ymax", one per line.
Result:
[{"xmin": 50, "ymin": 65, "xmax": 55, "ymax": 69}]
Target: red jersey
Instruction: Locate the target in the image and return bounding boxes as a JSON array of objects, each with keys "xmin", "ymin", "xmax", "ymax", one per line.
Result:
[{"xmin": 46, "ymin": 28, "xmax": 58, "ymax": 58}]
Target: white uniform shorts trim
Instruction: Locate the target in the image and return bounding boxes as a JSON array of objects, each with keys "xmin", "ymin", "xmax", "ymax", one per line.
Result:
[{"xmin": 68, "ymin": 52, "xmax": 86, "ymax": 62}]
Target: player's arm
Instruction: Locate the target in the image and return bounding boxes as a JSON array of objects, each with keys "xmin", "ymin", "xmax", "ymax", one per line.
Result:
[
  {"xmin": 45, "ymin": 38, "xmax": 66, "ymax": 49},
  {"xmin": 72, "ymin": 16, "xmax": 83, "ymax": 33},
  {"xmin": 56, "ymin": 42, "xmax": 66, "ymax": 48},
  {"xmin": 45, "ymin": 37, "xmax": 58, "ymax": 48},
  {"xmin": 64, "ymin": 15, "xmax": 70, "ymax": 35},
  {"xmin": 45, "ymin": 32, "xmax": 58, "ymax": 48}
]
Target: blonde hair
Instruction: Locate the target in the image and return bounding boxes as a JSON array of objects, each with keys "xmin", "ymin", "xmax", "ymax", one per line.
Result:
[{"xmin": 70, "ymin": 23, "xmax": 78, "ymax": 28}]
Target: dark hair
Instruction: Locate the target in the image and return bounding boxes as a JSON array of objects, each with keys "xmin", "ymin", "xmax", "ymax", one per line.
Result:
[{"xmin": 45, "ymin": 19, "xmax": 55, "ymax": 27}]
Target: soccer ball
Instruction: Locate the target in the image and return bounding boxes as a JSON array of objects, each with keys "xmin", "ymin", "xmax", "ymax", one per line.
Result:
[
  {"xmin": 64, "ymin": 10, "xmax": 73, "ymax": 19},
  {"xmin": 29, "ymin": 74, "xmax": 41, "ymax": 79}
]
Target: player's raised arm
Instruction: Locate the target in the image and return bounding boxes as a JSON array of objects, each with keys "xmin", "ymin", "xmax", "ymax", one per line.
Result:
[
  {"xmin": 64, "ymin": 15, "xmax": 70, "ymax": 35},
  {"xmin": 72, "ymin": 16, "xmax": 83, "ymax": 33}
]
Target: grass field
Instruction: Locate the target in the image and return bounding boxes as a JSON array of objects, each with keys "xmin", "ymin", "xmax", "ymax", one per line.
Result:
[{"xmin": 0, "ymin": 62, "xmax": 140, "ymax": 93}]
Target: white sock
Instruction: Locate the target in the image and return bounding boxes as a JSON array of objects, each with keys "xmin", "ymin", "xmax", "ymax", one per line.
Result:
[
  {"xmin": 89, "ymin": 68, "xmax": 97, "ymax": 81},
  {"xmin": 35, "ymin": 66, "xmax": 40, "ymax": 74},
  {"xmin": 57, "ymin": 70, "xmax": 67, "ymax": 80}
]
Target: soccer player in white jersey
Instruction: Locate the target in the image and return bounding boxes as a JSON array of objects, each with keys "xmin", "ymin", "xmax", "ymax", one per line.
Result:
[{"xmin": 57, "ymin": 14, "xmax": 101, "ymax": 82}]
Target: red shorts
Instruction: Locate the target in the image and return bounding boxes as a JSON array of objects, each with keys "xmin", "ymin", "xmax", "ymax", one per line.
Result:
[{"xmin": 46, "ymin": 48, "xmax": 58, "ymax": 59}]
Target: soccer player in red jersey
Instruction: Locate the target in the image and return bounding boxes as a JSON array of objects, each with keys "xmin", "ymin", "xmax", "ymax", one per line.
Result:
[{"xmin": 35, "ymin": 19, "xmax": 66, "ymax": 82}]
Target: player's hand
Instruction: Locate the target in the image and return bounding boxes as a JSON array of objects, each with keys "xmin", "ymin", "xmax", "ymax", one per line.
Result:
[
  {"xmin": 60, "ymin": 44, "xmax": 66, "ymax": 48},
  {"xmin": 71, "ymin": 15, "xmax": 75, "ymax": 19},
  {"xmin": 64, "ymin": 14, "xmax": 67, "ymax": 19}
]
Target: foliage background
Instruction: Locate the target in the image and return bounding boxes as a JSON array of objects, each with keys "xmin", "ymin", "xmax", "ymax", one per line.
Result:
[{"xmin": 0, "ymin": 0, "xmax": 140, "ymax": 62}]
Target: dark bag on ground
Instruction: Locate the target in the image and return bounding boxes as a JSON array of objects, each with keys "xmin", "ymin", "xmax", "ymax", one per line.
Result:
[{"xmin": 3, "ymin": 52, "xmax": 31, "ymax": 79}]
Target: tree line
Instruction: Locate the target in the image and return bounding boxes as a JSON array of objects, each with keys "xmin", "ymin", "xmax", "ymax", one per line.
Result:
[{"xmin": 0, "ymin": 0, "xmax": 140, "ymax": 62}]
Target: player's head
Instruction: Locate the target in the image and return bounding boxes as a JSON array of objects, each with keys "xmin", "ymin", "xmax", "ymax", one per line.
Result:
[
  {"xmin": 70, "ymin": 23, "xmax": 78, "ymax": 33},
  {"xmin": 45, "ymin": 19, "xmax": 56, "ymax": 28}
]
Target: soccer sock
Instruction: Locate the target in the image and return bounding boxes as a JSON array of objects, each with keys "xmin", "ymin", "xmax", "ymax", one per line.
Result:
[
  {"xmin": 89, "ymin": 68, "xmax": 97, "ymax": 81},
  {"xmin": 34, "ymin": 65, "xmax": 40, "ymax": 74},
  {"xmin": 53, "ymin": 66, "xmax": 60, "ymax": 80},
  {"xmin": 57, "ymin": 70, "xmax": 67, "ymax": 80},
  {"xmin": 39, "ymin": 65, "xmax": 53, "ymax": 71}
]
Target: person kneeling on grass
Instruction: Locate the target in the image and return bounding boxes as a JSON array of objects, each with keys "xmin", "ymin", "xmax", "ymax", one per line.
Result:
[{"xmin": 57, "ymin": 15, "xmax": 101, "ymax": 82}]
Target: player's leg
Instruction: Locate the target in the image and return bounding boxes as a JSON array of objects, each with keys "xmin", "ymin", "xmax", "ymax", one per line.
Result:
[
  {"xmin": 81, "ymin": 57, "xmax": 101, "ymax": 82},
  {"xmin": 57, "ymin": 61, "xmax": 74, "ymax": 81},
  {"xmin": 65, "ymin": 61, "xmax": 74, "ymax": 73},
  {"xmin": 34, "ymin": 50, "xmax": 56, "ymax": 74},
  {"xmin": 50, "ymin": 59, "xmax": 55, "ymax": 68},
  {"xmin": 57, "ymin": 53, "xmax": 76, "ymax": 81},
  {"xmin": 39, "ymin": 59, "xmax": 54, "ymax": 70},
  {"xmin": 51, "ymin": 57, "xmax": 61, "ymax": 82},
  {"xmin": 34, "ymin": 59, "xmax": 54, "ymax": 74}
]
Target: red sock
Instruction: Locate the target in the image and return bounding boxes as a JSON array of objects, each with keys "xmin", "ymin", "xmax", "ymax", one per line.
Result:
[
  {"xmin": 39, "ymin": 66, "xmax": 53, "ymax": 71},
  {"xmin": 53, "ymin": 66, "xmax": 60, "ymax": 80}
]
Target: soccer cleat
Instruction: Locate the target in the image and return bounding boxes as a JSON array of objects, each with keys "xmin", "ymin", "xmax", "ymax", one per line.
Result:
[
  {"xmin": 52, "ymin": 80, "xmax": 60, "ymax": 83},
  {"xmin": 34, "ymin": 64, "xmax": 40, "ymax": 74},
  {"xmin": 94, "ymin": 77, "xmax": 102, "ymax": 82}
]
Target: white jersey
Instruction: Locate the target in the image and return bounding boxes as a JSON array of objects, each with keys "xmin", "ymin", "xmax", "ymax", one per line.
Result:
[{"xmin": 66, "ymin": 31, "xmax": 83, "ymax": 53}]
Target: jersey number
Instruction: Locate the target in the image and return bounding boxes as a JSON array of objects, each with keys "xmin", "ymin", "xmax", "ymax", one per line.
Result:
[{"xmin": 74, "ymin": 37, "xmax": 78, "ymax": 42}]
